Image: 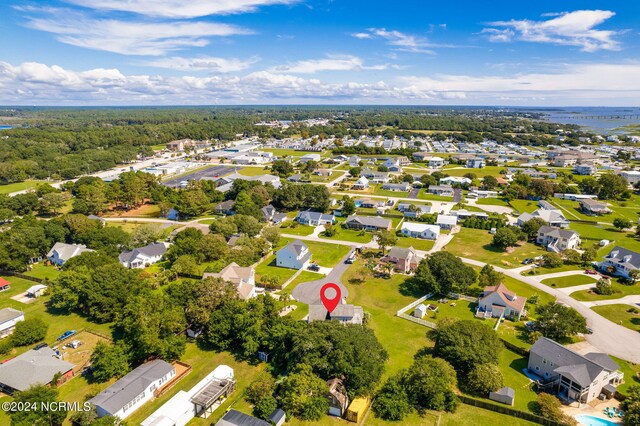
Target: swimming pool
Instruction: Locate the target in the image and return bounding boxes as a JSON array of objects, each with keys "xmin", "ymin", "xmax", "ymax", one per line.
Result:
[{"xmin": 575, "ymin": 414, "xmax": 621, "ymax": 426}]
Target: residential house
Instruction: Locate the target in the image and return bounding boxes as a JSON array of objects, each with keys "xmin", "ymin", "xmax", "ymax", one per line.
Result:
[
  {"xmin": 214, "ymin": 200, "xmax": 236, "ymax": 215},
  {"xmin": 90, "ymin": 359, "xmax": 176, "ymax": 420},
  {"xmin": 477, "ymin": 282, "xmax": 526, "ymax": 321},
  {"xmin": 466, "ymin": 158, "xmax": 485, "ymax": 168},
  {"xmin": 357, "ymin": 198, "xmax": 384, "ymax": 208},
  {"xmin": 412, "ymin": 152, "xmax": 432, "ymax": 161},
  {"xmin": 436, "ymin": 214, "xmax": 457, "ymax": 230},
  {"xmin": 516, "ymin": 209, "xmax": 570, "ymax": 228},
  {"xmin": 381, "ymin": 182, "xmax": 411, "ymax": 192},
  {"xmin": 428, "ymin": 185, "xmax": 454, "ymax": 196},
  {"xmin": 452, "ymin": 209, "xmax": 488, "ymax": 222},
  {"xmin": 344, "ymin": 215, "xmax": 392, "ymax": 231},
  {"xmin": 308, "ymin": 303, "xmax": 364, "ymax": 325},
  {"xmin": 0, "ymin": 308, "xmax": 24, "ymax": 338},
  {"xmin": 47, "ymin": 242, "xmax": 94, "ymax": 266},
  {"xmin": 553, "ymin": 155, "xmax": 579, "ymax": 167},
  {"xmin": 574, "ymin": 163, "xmax": 597, "ymax": 175},
  {"xmin": 383, "ymin": 246, "xmax": 421, "ymax": 273},
  {"xmin": 402, "ymin": 204, "xmax": 432, "ymax": 218},
  {"xmin": 204, "ymin": 263, "xmax": 256, "ymax": 300},
  {"xmin": 429, "ymin": 157, "xmax": 445, "ymax": 168},
  {"xmin": 528, "ymin": 337, "xmax": 623, "ymax": 403},
  {"xmin": 276, "ymin": 240, "xmax": 312, "ymax": 269},
  {"xmin": 215, "ymin": 410, "xmax": 270, "ymax": 426},
  {"xmin": 314, "ymin": 168, "xmax": 332, "ymax": 177},
  {"xmin": 287, "ymin": 173, "xmax": 306, "ymax": 183},
  {"xmin": 352, "ymin": 176, "xmax": 369, "ymax": 190},
  {"xmin": 536, "ymin": 226, "xmax": 581, "ymax": 252},
  {"xmin": 382, "ymin": 158, "xmax": 402, "ymax": 172},
  {"xmin": 599, "ymin": 246, "xmax": 640, "ymax": 280},
  {"xmin": 295, "ymin": 210, "xmax": 335, "ymax": 226},
  {"xmin": 619, "ymin": 170, "xmax": 640, "ymax": 185},
  {"xmin": 142, "ymin": 365, "xmax": 236, "ymax": 426},
  {"xmin": 440, "ymin": 176, "xmax": 472, "ymax": 185},
  {"xmin": 400, "ymin": 222, "xmax": 440, "ymax": 240},
  {"xmin": 361, "ymin": 169, "xmax": 390, "ymax": 183},
  {"xmin": 327, "ymin": 378, "xmax": 349, "ymax": 417},
  {"xmin": 299, "ymin": 153, "xmax": 321, "ymax": 163},
  {"xmin": 0, "ymin": 347, "xmax": 74, "ymax": 394},
  {"xmin": 580, "ymin": 199, "xmax": 611, "ymax": 215},
  {"xmin": 119, "ymin": 242, "xmax": 168, "ymax": 269},
  {"xmin": 348, "ymin": 156, "xmax": 361, "ymax": 167},
  {"xmin": 468, "ymin": 189, "xmax": 498, "ymax": 198}
]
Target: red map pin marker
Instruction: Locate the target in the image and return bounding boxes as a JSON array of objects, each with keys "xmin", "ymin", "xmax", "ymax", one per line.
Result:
[{"xmin": 320, "ymin": 283, "xmax": 341, "ymax": 313}]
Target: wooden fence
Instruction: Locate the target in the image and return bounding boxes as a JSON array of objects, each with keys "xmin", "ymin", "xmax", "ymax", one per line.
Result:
[
  {"xmin": 0, "ymin": 270, "xmax": 43, "ymax": 283},
  {"xmin": 457, "ymin": 395, "xmax": 562, "ymax": 426}
]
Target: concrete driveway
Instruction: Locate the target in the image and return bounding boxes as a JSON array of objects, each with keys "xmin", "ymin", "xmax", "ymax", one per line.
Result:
[{"xmin": 291, "ymin": 249, "xmax": 354, "ymax": 305}]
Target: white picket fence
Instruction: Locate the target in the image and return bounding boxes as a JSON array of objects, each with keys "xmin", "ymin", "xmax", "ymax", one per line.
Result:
[{"xmin": 396, "ymin": 293, "xmax": 438, "ymax": 328}]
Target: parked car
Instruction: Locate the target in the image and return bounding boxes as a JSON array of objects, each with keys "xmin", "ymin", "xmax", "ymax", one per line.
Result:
[
  {"xmin": 586, "ymin": 327, "xmax": 593, "ymax": 334},
  {"xmin": 308, "ymin": 263, "xmax": 320, "ymax": 271},
  {"xmin": 57, "ymin": 330, "xmax": 77, "ymax": 341},
  {"xmin": 585, "ymin": 269, "xmax": 598, "ymax": 275},
  {"xmin": 522, "ymin": 258, "xmax": 534, "ymax": 265},
  {"xmin": 33, "ymin": 343, "xmax": 48, "ymax": 350}
]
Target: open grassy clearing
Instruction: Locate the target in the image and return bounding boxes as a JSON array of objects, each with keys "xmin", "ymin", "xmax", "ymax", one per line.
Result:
[
  {"xmin": 570, "ymin": 278, "xmax": 640, "ymax": 301},
  {"xmin": 540, "ymin": 274, "xmax": 597, "ymax": 288},
  {"xmin": 442, "ymin": 166, "xmax": 505, "ymax": 178},
  {"xmin": 592, "ymin": 304, "xmax": 640, "ymax": 333},
  {"xmin": 318, "ymin": 219, "xmax": 373, "ymax": 244},
  {"xmin": 304, "ymin": 241, "xmax": 351, "ymax": 268},
  {"xmin": 279, "ymin": 222, "xmax": 315, "ymax": 236},
  {"xmin": 0, "ymin": 180, "xmax": 44, "ymax": 194},
  {"xmin": 445, "ymin": 228, "xmax": 546, "ymax": 268},
  {"xmin": 508, "ymin": 199, "xmax": 539, "ymax": 214},
  {"xmin": 237, "ymin": 166, "xmax": 273, "ymax": 176},
  {"xmin": 475, "ymin": 197, "xmax": 511, "ymax": 207},
  {"xmin": 417, "ymin": 190, "xmax": 454, "ymax": 201},
  {"xmin": 570, "ymin": 222, "xmax": 640, "ymax": 253},
  {"xmin": 254, "ymin": 254, "xmax": 297, "ymax": 285},
  {"xmin": 395, "ymin": 235, "xmax": 436, "ymax": 251}
]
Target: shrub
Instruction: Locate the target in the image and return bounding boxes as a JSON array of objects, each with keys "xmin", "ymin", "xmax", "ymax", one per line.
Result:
[
  {"xmin": 11, "ymin": 318, "xmax": 48, "ymax": 347},
  {"xmin": 595, "ymin": 279, "xmax": 615, "ymax": 295},
  {"xmin": 465, "ymin": 363, "xmax": 504, "ymax": 395},
  {"xmin": 542, "ymin": 253, "xmax": 563, "ymax": 268}
]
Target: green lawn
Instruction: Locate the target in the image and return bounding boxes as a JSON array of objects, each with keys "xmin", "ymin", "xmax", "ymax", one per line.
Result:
[
  {"xmin": 445, "ymin": 228, "xmax": 547, "ymax": 268},
  {"xmin": 279, "ymin": 222, "xmax": 315, "ymax": 236},
  {"xmin": 497, "ymin": 347, "xmax": 538, "ymax": 412},
  {"xmin": 237, "ymin": 166, "xmax": 272, "ymax": 176},
  {"xmin": 309, "ymin": 171, "xmax": 343, "ymax": 182},
  {"xmin": 571, "ymin": 278, "xmax": 640, "ymax": 301},
  {"xmin": 570, "ymin": 223, "xmax": 640, "ymax": 254},
  {"xmin": 540, "ymin": 274, "xmax": 597, "ymax": 288},
  {"xmin": 0, "ymin": 180, "xmax": 44, "ymax": 194},
  {"xmin": 417, "ymin": 190, "xmax": 454, "ymax": 201},
  {"xmin": 285, "ymin": 271, "xmax": 324, "ymax": 288},
  {"xmin": 438, "ymin": 404, "xmax": 539, "ymax": 426},
  {"xmin": 592, "ymin": 304, "xmax": 640, "ymax": 333},
  {"xmin": 25, "ymin": 263, "xmax": 61, "ymax": 281},
  {"xmin": 318, "ymin": 221, "xmax": 373, "ymax": 244},
  {"xmin": 371, "ymin": 184, "xmax": 411, "ymax": 197},
  {"xmin": 508, "ymin": 200, "xmax": 539, "ymax": 214},
  {"xmin": 443, "ymin": 166, "xmax": 506, "ymax": 178},
  {"xmin": 613, "ymin": 355, "xmax": 640, "ymax": 394},
  {"xmin": 395, "ymin": 235, "xmax": 435, "ymax": 251},
  {"xmin": 262, "ymin": 148, "xmax": 327, "ymax": 157},
  {"xmin": 500, "ymin": 275, "xmax": 556, "ymax": 306},
  {"xmin": 254, "ymin": 254, "xmax": 297, "ymax": 286},
  {"xmin": 305, "ymin": 241, "xmax": 351, "ymax": 268},
  {"xmin": 476, "ymin": 198, "xmax": 510, "ymax": 207}
]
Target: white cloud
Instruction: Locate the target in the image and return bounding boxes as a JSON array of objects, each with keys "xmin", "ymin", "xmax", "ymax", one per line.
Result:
[
  {"xmin": 145, "ymin": 56, "xmax": 259, "ymax": 72},
  {"xmin": 268, "ymin": 55, "xmax": 394, "ymax": 74},
  {"xmin": 364, "ymin": 28, "xmax": 435, "ymax": 54},
  {"xmin": 63, "ymin": 0, "xmax": 299, "ymax": 18},
  {"xmin": 21, "ymin": 8, "xmax": 251, "ymax": 56},
  {"xmin": 484, "ymin": 10, "xmax": 621, "ymax": 52},
  {"xmin": 1, "ymin": 61, "xmax": 639, "ymax": 106},
  {"xmin": 351, "ymin": 32, "xmax": 372, "ymax": 39}
]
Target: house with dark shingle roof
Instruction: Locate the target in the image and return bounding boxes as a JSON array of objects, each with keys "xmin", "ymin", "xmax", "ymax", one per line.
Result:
[
  {"xmin": 344, "ymin": 215, "xmax": 391, "ymax": 231},
  {"xmin": 295, "ymin": 210, "xmax": 335, "ymax": 226},
  {"xmin": 599, "ymin": 246, "xmax": 640, "ymax": 280},
  {"xmin": 536, "ymin": 226, "xmax": 581, "ymax": 252},
  {"xmin": 580, "ymin": 198, "xmax": 612, "ymax": 215},
  {"xmin": 528, "ymin": 337, "xmax": 623, "ymax": 403},
  {"xmin": 477, "ymin": 283, "xmax": 526, "ymax": 321},
  {"xmin": 89, "ymin": 359, "xmax": 176, "ymax": 420},
  {"xmin": 276, "ymin": 240, "xmax": 312, "ymax": 269},
  {"xmin": 119, "ymin": 242, "xmax": 168, "ymax": 269}
]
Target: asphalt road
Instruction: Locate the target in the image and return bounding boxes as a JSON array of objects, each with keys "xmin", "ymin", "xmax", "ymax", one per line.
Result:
[
  {"xmin": 407, "ymin": 188, "xmax": 420, "ymax": 199},
  {"xmin": 162, "ymin": 165, "xmax": 236, "ymax": 187},
  {"xmin": 453, "ymin": 188, "xmax": 463, "ymax": 203},
  {"xmin": 291, "ymin": 249, "xmax": 354, "ymax": 305}
]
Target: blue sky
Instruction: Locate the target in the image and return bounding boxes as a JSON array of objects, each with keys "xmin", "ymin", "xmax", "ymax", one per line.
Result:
[{"xmin": 0, "ymin": 0, "xmax": 639, "ymax": 105}]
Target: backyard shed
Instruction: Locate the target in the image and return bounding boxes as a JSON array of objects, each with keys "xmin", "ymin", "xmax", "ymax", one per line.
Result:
[
  {"xmin": 345, "ymin": 397, "xmax": 370, "ymax": 423},
  {"xmin": 489, "ymin": 386, "xmax": 515, "ymax": 406}
]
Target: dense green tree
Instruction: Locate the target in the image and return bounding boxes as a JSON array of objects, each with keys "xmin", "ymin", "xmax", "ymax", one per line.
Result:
[
  {"xmin": 403, "ymin": 355, "xmax": 459, "ymax": 412},
  {"xmin": 534, "ymin": 393, "xmax": 577, "ymax": 426},
  {"xmin": 341, "ymin": 195, "xmax": 356, "ymax": 215},
  {"xmin": 492, "ymin": 227, "xmax": 519, "ymax": 250},
  {"xmin": 375, "ymin": 230, "xmax": 397, "ymax": 254},
  {"xmin": 595, "ymin": 278, "xmax": 615, "ymax": 295},
  {"xmin": 271, "ymin": 160, "xmax": 294, "ymax": 177},
  {"xmin": 90, "ymin": 342, "xmax": 130, "ymax": 383},
  {"xmin": 8, "ymin": 385, "xmax": 68, "ymax": 426},
  {"xmin": 434, "ymin": 320, "xmax": 503, "ymax": 373},
  {"xmin": 613, "ymin": 217, "xmax": 633, "ymax": 230},
  {"xmin": 277, "ymin": 364, "xmax": 329, "ymax": 421},
  {"xmin": 482, "ymin": 175, "xmax": 499, "ymax": 190},
  {"xmin": 542, "ymin": 253, "xmax": 563, "ymax": 268},
  {"xmin": 534, "ymin": 303, "xmax": 588, "ymax": 341},
  {"xmin": 477, "ymin": 264, "xmax": 503, "ymax": 287},
  {"xmin": 11, "ymin": 318, "xmax": 48, "ymax": 347},
  {"xmin": 521, "ymin": 217, "xmax": 547, "ymax": 241},
  {"xmin": 597, "ymin": 173, "xmax": 629, "ymax": 200},
  {"xmin": 234, "ymin": 191, "xmax": 262, "ymax": 219},
  {"xmin": 424, "ymin": 252, "xmax": 477, "ymax": 294},
  {"xmin": 261, "ymin": 226, "xmax": 281, "ymax": 247},
  {"xmin": 372, "ymin": 375, "xmax": 412, "ymax": 421},
  {"xmin": 466, "ymin": 363, "xmax": 504, "ymax": 395}
]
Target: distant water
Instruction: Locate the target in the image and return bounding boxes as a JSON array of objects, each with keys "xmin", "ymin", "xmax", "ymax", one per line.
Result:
[
  {"xmin": 518, "ymin": 107, "xmax": 640, "ymax": 134},
  {"xmin": 0, "ymin": 125, "xmax": 12, "ymax": 130}
]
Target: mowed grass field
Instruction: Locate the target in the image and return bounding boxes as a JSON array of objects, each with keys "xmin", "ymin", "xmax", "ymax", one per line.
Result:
[
  {"xmin": 592, "ymin": 304, "xmax": 640, "ymax": 333},
  {"xmin": 445, "ymin": 228, "xmax": 546, "ymax": 268},
  {"xmin": 540, "ymin": 273, "xmax": 597, "ymax": 288},
  {"xmin": 0, "ymin": 180, "xmax": 44, "ymax": 194}
]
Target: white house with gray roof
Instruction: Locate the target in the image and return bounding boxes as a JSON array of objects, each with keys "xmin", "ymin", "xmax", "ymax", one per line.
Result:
[
  {"xmin": 276, "ymin": 240, "xmax": 312, "ymax": 269},
  {"xmin": 0, "ymin": 347, "xmax": 74, "ymax": 394},
  {"xmin": 344, "ymin": 215, "xmax": 392, "ymax": 231},
  {"xmin": 528, "ymin": 337, "xmax": 623, "ymax": 403},
  {"xmin": 119, "ymin": 242, "xmax": 169, "ymax": 269},
  {"xmin": 47, "ymin": 242, "xmax": 94, "ymax": 266},
  {"xmin": 308, "ymin": 303, "xmax": 363, "ymax": 325},
  {"xmin": 0, "ymin": 307, "xmax": 24, "ymax": 338},
  {"xmin": 536, "ymin": 226, "xmax": 581, "ymax": 252},
  {"xmin": 90, "ymin": 359, "xmax": 176, "ymax": 420},
  {"xmin": 599, "ymin": 246, "xmax": 640, "ymax": 280},
  {"xmin": 295, "ymin": 210, "xmax": 335, "ymax": 226}
]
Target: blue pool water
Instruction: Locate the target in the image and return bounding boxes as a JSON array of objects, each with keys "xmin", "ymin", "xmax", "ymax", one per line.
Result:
[{"xmin": 576, "ymin": 414, "xmax": 621, "ymax": 426}]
